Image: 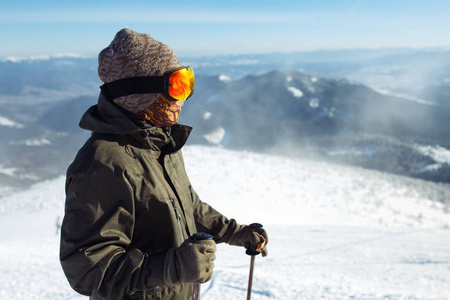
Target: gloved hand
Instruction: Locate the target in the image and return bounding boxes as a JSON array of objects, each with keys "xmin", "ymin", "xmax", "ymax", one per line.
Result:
[
  {"xmin": 163, "ymin": 238, "xmax": 216, "ymax": 285},
  {"xmin": 227, "ymin": 224, "xmax": 269, "ymax": 257}
]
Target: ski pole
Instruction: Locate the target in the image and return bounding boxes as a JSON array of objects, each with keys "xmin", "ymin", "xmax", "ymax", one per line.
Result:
[
  {"xmin": 245, "ymin": 223, "xmax": 265, "ymax": 300},
  {"xmin": 192, "ymin": 232, "xmax": 213, "ymax": 300}
]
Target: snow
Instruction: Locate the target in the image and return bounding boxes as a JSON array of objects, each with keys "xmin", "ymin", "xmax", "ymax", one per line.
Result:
[
  {"xmin": 1, "ymin": 145, "xmax": 450, "ymax": 299},
  {"xmin": 218, "ymin": 74, "xmax": 232, "ymax": 83},
  {"xmin": 414, "ymin": 144, "xmax": 450, "ymax": 172},
  {"xmin": 288, "ymin": 86, "xmax": 304, "ymax": 98},
  {"xmin": 202, "ymin": 111, "xmax": 213, "ymax": 120},
  {"xmin": 0, "ymin": 115, "xmax": 24, "ymax": 128},
  {"xmin": 415, "ymin": 144, "xmax": 450, "ymax": 165},
  {"xmin": 0, "ymin": 165, "xmax": 18, "ymax": 177},
  {"xmin": 374, "ymin": 88, "xmax": 436, "ymax": 106},
  {"xmin": 309, "ymin": 98, "xmax": 320, "ymax": 108},
  {"xmin": 203, "ymin": 127, "xmax": 226, "ymax": 145}
]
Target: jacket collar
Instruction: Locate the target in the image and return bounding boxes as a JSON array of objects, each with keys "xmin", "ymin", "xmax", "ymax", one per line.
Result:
[
  {"xmin": 81, "ymin": 93, "xmax": 192, "ymax": 152},
  {"xmin": 139, "ymin": 125, "xmax": 192, "ymax": 153}
]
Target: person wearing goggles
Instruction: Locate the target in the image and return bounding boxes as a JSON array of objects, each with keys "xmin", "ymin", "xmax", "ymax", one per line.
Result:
[
  {"xmin": 100, "ymin": 66, "xmax": 194, "ymax": 127},
  {"xmin": 60, "ymin": 28, "xmax": 268, "ymax": 300}
]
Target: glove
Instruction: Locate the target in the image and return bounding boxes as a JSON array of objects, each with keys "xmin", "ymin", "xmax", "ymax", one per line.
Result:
[
  {"xmin": 163, "ymin": 238, "xmax": 216, "ymax": 285},
  {"xmin": 226, "ymin": 224, "xmax": 269, "ymax": 257}
]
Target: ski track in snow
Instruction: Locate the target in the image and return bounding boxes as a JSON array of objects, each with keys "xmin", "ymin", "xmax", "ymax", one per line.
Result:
[{"xmin": 0, "ymin": 145, "xmax": 449, "ymax": 300}]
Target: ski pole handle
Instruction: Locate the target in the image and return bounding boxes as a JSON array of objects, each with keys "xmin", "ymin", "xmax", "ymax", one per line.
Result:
[
  {"xmin": 245, "ymin": 223, "xmax": 265, "ymax": 256},
  {"xmin": 245, "ymin": 223, "xmax": 264, "ymax": 300},
  {"xmin": 192, "ymin": 232, "xmax": 213, "ymax": 300},
  {"xmin": 192, "ymin": 232, "xmax": 213, "ymax": 241}
]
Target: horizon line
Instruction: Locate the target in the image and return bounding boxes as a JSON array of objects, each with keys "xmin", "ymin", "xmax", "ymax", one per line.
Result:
[{"xmin": 2, "ymin": 45, "xmax": 450, "ymax": 63}]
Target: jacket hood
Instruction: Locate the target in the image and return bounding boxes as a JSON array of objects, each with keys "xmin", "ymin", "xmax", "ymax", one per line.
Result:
[{"xmin": 80, "ymin": 93, "xmax": 144, "ymax": 135}]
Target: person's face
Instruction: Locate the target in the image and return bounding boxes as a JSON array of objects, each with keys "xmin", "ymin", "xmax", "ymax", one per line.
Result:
[{"xmin": 136, "ymin": 94, "xmax": 184, "ymax": 127}]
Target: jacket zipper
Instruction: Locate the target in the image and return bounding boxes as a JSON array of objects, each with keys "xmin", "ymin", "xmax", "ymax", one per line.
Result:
[{"xmin": 170, "ymin": 198, "xmax": 185, "ymax": 243}]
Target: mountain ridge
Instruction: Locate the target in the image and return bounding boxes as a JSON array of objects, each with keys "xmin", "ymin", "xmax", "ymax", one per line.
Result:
[{"xmin": 0, "ymin": 49, "xmax": 450, "ymax": 195}]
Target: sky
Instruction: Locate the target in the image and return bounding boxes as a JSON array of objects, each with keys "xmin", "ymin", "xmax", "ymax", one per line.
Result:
[{"xmin": 1, "ymin": 0, "xmax": 450, "ymax": 59}]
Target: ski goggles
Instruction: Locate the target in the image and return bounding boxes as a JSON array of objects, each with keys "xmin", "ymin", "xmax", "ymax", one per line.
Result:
[{"xmin": 100, "ymin": 66, "xmax": 195, "ymax": 102}]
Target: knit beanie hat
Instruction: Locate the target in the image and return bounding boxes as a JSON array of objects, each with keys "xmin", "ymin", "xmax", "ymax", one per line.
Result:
[{"xmin": 98, "ymin": 28, "xmax": 180, "ymax": 113}]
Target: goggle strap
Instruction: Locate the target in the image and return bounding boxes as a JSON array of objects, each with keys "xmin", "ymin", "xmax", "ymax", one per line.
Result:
[{"xmin": 100, "ymin": 76, "xmax": 164, "ymax": 101}]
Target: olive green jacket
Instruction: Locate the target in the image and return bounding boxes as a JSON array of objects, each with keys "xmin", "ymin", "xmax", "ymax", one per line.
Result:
[{"xmin": 60, "ymin": 94, "xmax": 236, "ymax": 300}]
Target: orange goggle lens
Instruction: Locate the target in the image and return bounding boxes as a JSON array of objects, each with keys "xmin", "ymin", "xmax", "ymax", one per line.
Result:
[{"xmin": 167, "ymin": 67, "xmax": 195, "ymax": 101}]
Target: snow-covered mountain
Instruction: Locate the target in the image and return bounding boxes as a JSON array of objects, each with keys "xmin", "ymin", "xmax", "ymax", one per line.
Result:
[
  {"xmin": 2, "ymin": 48, "xmax": 450, "ymax": 105},
  {"xmin": 1, "ymin": 71, "xmax": 450, "ymax": 198},
  {"xmin": 1, "ymin": 48, "xmax": 450, "ymax": 196},
  {"xmin": 0, "ymin": 146, "xmax": 449, "ymax": 299},
  {"xmin": 0, "ymin": 55, "xmax": 99, "ymax": 104}
]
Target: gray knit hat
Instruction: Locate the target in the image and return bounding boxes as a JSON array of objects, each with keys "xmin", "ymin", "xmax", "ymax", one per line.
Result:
[{"xmin": 98, "ymin": 28, "xmax": 180, "ymax": 113}]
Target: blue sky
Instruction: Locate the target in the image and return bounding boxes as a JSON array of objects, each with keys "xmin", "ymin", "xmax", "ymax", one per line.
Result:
[{"xmin": 1, "ymin": 0, "xmax": 449, "ymax": 58}]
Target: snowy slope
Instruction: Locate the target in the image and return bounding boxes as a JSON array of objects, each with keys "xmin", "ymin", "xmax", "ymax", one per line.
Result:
[{"xmin": 0, "ymin": 145, "xmax": 449, "ymax": 299}]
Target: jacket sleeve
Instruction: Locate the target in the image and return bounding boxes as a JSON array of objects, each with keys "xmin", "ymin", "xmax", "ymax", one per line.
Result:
[
  {"xmin": 60, "ymin": 161, "xmax": 166, "ymax": 299},
  {"xmin": 173, "ymin": 149, "xmax": 237, "ymax": 243},
  {"xmin": 190, "ymin": 184, "xmax": 238, "ymax": 244}
]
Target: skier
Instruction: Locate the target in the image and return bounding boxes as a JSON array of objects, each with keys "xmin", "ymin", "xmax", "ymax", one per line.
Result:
[{"xmin": 59, "ymin": 28, "xmax": 268, "ymax": 300}]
